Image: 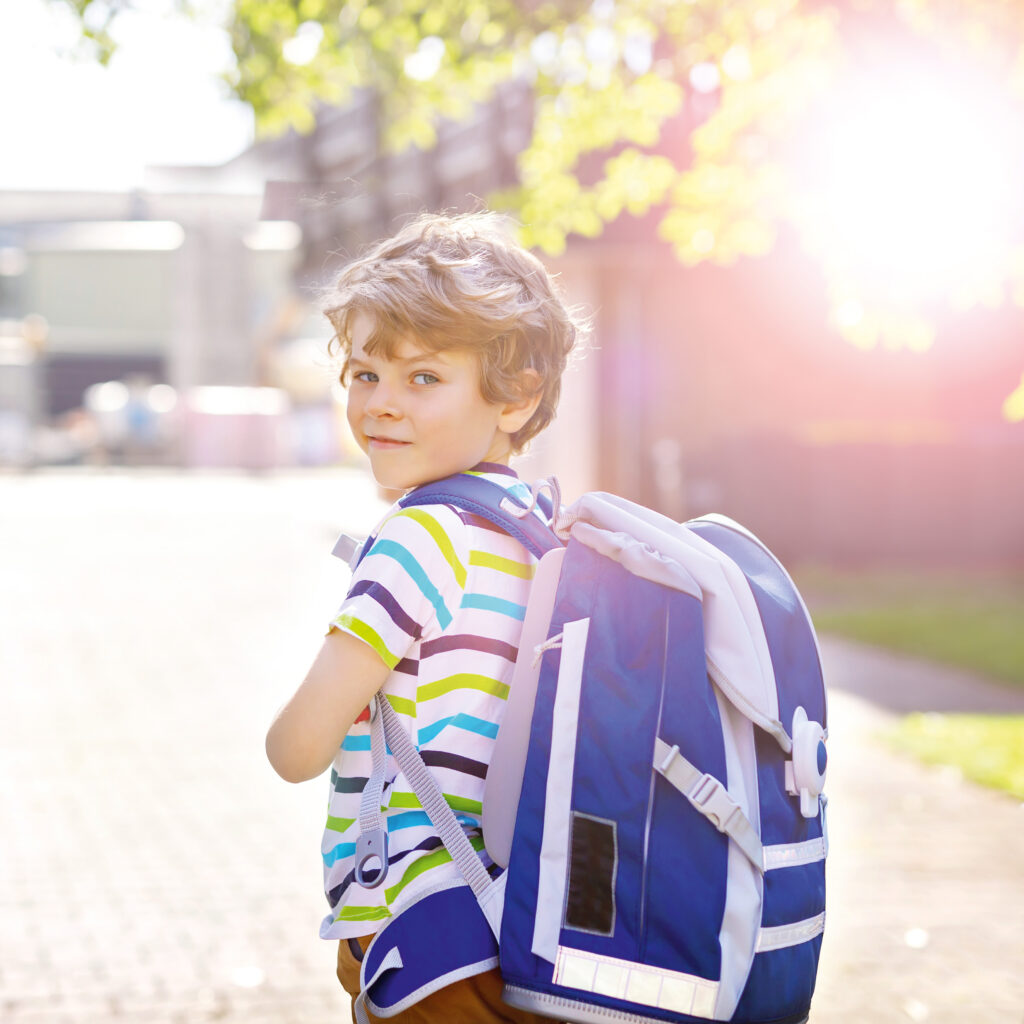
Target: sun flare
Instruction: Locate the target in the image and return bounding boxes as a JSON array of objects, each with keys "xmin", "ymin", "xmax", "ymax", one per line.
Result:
[{"xmin": 793, "ymin": 56, "xmax": 1024, "ymax": 345}]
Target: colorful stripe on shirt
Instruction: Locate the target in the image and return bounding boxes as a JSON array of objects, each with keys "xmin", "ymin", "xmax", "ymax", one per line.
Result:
[{"xmin": 321, "ymin": 467, "xmax": 547, "ymax": 939}]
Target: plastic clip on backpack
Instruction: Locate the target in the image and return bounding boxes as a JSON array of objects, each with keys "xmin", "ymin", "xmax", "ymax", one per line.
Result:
[{"xmin": 334, "ymin": 474, "xmax": 828, "ymax": 1024}]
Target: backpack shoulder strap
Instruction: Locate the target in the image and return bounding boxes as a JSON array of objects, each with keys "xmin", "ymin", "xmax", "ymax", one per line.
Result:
[{"xmin": 399, "ymin": 473, "xmax": 562, "ymax": 559}]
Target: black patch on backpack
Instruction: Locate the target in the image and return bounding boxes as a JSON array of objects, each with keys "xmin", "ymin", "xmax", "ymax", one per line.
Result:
[{"xmin": 564, "ymin": 811, "xmax": 617, "ymax": 936}]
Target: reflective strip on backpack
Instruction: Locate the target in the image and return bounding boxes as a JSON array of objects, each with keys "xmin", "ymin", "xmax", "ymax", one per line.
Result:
[
  {"xmin": 755, "ymin": 912, "xmax": 826, "ymax": 953},
  {"xmin": 552, "ymin": 946, "xmax": 719, "ymax": 1019},
  {"xmin": 531, "ymin": 616, "xmax": 590, "ymax": 965},
  {"xmin": 762, "ymin": 836, "xmax": 827, "ymax": 871}
]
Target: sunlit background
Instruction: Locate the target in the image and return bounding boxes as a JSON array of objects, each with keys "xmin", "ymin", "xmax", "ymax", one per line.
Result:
[
  {"xmin": 0, "ymin": 0, "xmax": 252, "ymax": 191},
  {"xmin": 792, "ymin": 47, "xmax": 1024, "ymax": 349},
  {"xmin": 2, "ymin": 0, "xmax": 1024, "ymax": 560},
  {"xmin": 2, "ymin": 3, "xmax": 1024, "ymax": 1024}
]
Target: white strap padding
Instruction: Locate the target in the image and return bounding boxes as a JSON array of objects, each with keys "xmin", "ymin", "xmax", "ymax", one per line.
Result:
[
  {"xmin": 361, "ymin": 697, "xmax": 389, "ymax": 835},
  {"xmin": 654, "ymin": 738, "xmax": 763, "ymax": 871},
  {"xmin": 353, "ymin": 696, "xmax": 391, "ymax": 888}
]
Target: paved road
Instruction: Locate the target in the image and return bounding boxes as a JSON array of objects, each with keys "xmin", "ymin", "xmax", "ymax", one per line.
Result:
[{"xmin": 1, "ymin": 470, "xmax": 1022, "ymax": 1023}]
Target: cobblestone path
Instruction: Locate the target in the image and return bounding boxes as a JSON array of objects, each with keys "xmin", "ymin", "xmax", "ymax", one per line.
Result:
[{"xmin": 2, "ymin": 470, "xmax": 1021, "ymax": 1023}]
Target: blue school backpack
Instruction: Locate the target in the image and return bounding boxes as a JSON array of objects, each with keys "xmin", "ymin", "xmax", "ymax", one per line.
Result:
[{"xmin": 340, "ymin": 474, "xmax": 828, "ymax": 1024}]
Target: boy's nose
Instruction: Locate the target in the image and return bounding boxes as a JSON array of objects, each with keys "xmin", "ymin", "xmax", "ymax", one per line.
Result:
[{"xmin": 365, "ymin": 382, "xmax": 401, "ymax": 418}]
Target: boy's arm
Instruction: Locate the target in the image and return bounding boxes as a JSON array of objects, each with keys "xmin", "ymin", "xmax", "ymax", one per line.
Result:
[{"xmin": 265, "ymin": 629, "xmax": 390, "ymax": 783}]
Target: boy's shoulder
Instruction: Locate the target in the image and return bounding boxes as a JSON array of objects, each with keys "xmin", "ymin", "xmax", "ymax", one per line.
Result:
[
  {"xmin": 365, "ymin": 468, "xmax": 538, "ymax": 577},
  {"xmin": 368, "ymin": 499, "xmax": 472, "ymax": 578},
  {"xmin": 379, "ymin": 468, "xmax": 532, "ymax": 536}
]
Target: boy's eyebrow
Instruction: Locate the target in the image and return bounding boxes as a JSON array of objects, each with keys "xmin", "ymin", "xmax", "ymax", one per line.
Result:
[
  {"xmin": 401, "ymin": 350, "xmax": 452, "ymax": 366},
  {"xmin": 352, "ymin": 347, "xmax": 454, "ymax": 367}
]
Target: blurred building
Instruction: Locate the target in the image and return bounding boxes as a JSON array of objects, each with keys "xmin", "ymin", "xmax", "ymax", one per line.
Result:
[
  {"xmin": 0, "ymin": 180, "xmax": 327, "ymax": 467},
  {"xmin": 246, "ymin": 84, "xmax": 1024, "ymax": 566},
  {"xmin": 0, "ymin": 188, "xmax": 295, "ymax": 401},
  {"xmin": 5, "ymin": 80, "xmax": 1022, "ymax": 565}
]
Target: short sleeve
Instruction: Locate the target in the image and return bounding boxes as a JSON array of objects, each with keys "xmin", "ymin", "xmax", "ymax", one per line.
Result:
[{"xmin": 328, "ymin": 504, "xmax": 469, "ymax": 669}]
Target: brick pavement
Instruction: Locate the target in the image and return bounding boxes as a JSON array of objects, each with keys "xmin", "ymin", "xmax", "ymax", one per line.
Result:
[
  {"xmin": 2, "ymin": 469, "xmax": 1022, "ymax": 1023},
  {"xmin": 812, "ymin": 682, "xmax": 1024, "ymax": 1023},
  {"xmin": 1, "ymin": 469, "xmax": 389, "ymax": 1024}
]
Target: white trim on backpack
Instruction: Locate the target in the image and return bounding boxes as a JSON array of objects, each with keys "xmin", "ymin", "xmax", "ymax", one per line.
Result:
[
  {"xmin": 763, "ymin": 836, "xmax": 828, "ymax": 871},
  {"xmin": 531, "ymin": 616, "xmax": 590, "ymax": 965},
  {"xmin": 354, "ymin": 877, "xmax": 501, "ymax": 1021},
  {"xmin": 710, "ymin": 692, "xmax": 763, "ymax": 1022},
  {"xmin": 482, "ymin": 546, "xmax": 567, "ymax": 868},
  {"xmin": 696, "ymin": 512, "xmax": 828, "ymax": 734},
  {"xmin": 755, "ymin": 912, "xmax": 826, "ymax": 953},
  {"xmin": 354, "ymin": 946, "xmax": 404, "ymax": 1024}
]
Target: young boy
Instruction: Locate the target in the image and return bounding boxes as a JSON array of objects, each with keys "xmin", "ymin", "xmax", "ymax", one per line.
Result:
[{"xmin": 265, "ymin": 212, "xmax": 581, "ymax": 1022}]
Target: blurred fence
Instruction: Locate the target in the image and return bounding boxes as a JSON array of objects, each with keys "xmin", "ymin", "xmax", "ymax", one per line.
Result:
[{"xmin": 686, "ymin": 435, "xmax": 1024, "ymax": 566}]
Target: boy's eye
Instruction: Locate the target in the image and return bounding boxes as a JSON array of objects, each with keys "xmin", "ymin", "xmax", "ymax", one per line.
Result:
[
  {"xmin": 411, "ymin": 372, "xmax": 439, "ymax": 385},
  {"xmin": 353, "ymin": 370, "xmax": 378, "ymax": 383}
]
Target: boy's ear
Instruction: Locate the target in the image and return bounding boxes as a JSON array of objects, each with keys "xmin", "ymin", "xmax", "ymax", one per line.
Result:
[{"xmin": 497, "ymin": 368, "xmax": 543, "ymax": 435}]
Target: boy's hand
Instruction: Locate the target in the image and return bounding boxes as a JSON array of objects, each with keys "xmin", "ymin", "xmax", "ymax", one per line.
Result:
[{"xmin": 265, "ymin": 630, "xmax": 390, "ymax": 783}]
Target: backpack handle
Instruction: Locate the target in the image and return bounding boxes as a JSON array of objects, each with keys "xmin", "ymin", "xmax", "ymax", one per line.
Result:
[{"xmin": 399, "ymin": 474, "xmax": 563, "ymax": 558}]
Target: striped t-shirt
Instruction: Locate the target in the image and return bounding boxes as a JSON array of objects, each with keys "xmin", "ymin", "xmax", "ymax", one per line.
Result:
[{"xmin": 319, "ymin": 464, "xmax": 543, "ymax": 940}]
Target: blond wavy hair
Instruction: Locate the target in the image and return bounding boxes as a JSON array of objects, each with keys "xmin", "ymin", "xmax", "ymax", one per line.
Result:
[{"xmin": 323, "ymin": 212, "xmax": 582, "ymax": 452}]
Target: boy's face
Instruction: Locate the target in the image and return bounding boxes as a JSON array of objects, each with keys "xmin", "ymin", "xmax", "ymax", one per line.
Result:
[{"xmin": 346, "ymin": 314, "xmax": 518, "ymax": 490}]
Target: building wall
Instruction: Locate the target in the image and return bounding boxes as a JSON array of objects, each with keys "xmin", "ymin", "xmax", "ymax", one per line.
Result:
[
  {"xmin": 0, "ymin": 190, "xmax": 302, "ymax": 424},
  {"xmin": 27, "ymin": 249, "xmax": 172, "ymax": 356},
  {"xmin": 242, "ymin": 90, "xmax": 1024, "ymax": 565},
  {"xmin": 573, "ymin": 232, "xmax": 1024, "ymax": 566}
]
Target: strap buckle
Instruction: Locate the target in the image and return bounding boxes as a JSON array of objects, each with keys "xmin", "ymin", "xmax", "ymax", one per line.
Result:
[
  {"xmin": 689, "ymin": 773, "xmax": 744, "ymax": 836},
  {"xmin": 354, "ymin": 829, "xmax": 389, "ymax": 889}
]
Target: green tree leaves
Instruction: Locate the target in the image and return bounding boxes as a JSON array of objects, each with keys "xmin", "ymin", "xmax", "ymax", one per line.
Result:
[{"xmin": 49, "ymin": 0, "xmax": 1024, "ymax": 366}]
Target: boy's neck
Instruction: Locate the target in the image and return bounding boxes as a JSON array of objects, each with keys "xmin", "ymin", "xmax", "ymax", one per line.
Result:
[
  {"xmin": 469, "ymin": 461, "xmax": 518, "ymax": 478},
  {"xmin": 401, "ymin": 463, "xmax": 518, "ymax": 494}
]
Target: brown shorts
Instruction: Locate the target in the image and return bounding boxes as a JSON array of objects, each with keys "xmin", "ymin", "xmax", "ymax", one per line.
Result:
[{"xmin": 336, "ymin": 936, "xmax": 553, "ymax": 1024}]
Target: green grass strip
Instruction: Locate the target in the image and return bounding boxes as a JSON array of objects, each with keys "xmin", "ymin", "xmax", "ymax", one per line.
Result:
[
  {"xmin": 794, "ymin": 567, "xmax": 1024, "ymax": 689},
  {"xmin": 885, "ymin": 713, "xmax": 1024, "ymax": 799},
  {"xmin": 814, "ymin": 604, "xmax": 1024, "ymax": 689}
]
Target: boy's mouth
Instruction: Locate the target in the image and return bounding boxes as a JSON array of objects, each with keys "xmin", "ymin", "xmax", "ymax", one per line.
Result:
[{"xmin": 367, "ymin": 435, "xmax": 411, "ymax": 450}]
